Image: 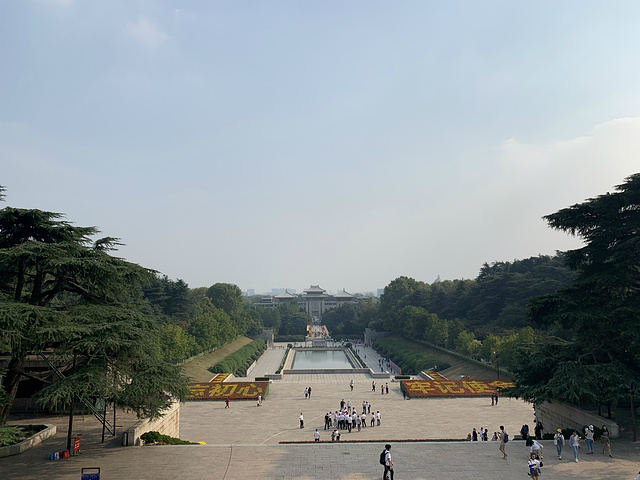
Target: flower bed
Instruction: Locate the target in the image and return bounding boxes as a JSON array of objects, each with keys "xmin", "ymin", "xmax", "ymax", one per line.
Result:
[
  {"xmin": 210, "ymin": 373, "xmax": 229, "ymax": 383},
  {"xmin": 401, "ymin": 379, "xmax": 514, "ymax": 398},
  {"xmin": 186, "ymin": 381, "xmax": 269, "ymax": 400}
]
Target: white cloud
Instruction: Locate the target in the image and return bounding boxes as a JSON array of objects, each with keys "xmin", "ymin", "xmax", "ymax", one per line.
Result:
[
  {"xmin": 126, "ymin": 18, "xmax": 170, "ymax": 48},
  {"xmin": 500, "ymin": 117, "xmax": 640, "ymax": 200}
]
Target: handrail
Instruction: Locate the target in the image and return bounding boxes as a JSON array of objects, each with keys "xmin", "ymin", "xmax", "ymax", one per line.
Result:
[{"xmin": 37, "ymin": 352, "xmax": 115, "ymax": 436}]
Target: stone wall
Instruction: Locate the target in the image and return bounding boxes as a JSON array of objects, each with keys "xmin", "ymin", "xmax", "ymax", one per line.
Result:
[
  {"xmin": 535, "ymin": 401, "xmax": 620, "ymax": 438},
  {"xmin": 122, "ymin": 400, "xmax": 180, "ymax": 446},
  {"xmin": 256, "ymin": 329, "xmax": 274, "ymax": 347},
  {"xmin": 364, "ymin": 328, "xmax": 390, "ymax": 346}
]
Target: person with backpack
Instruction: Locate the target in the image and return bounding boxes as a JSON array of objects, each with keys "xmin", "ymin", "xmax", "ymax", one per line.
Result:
[
  {"xmin": 498, "ymin": 425, "xmax": 508, "ymax": 459},
  {"xmin": 380, "ymin": 444, "xmax": 393, "ymax": 480}
]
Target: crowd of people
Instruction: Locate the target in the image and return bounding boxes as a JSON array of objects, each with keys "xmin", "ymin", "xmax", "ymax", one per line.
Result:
[{"xmin": 303, "ymin": 397, "xmax": 385, "ymax": 442}]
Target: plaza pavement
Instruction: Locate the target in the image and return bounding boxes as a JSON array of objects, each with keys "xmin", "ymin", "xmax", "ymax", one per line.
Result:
[{"xmin": 2, "ymin": 346, "xmax": 640, "ymax": 479}]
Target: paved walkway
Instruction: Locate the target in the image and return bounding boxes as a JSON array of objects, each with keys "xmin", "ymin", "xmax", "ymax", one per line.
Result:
[
  {"xmin": 235, "ymin": 346, "xmax": 286, "ymax": 381},
  {"xmin": 3, "ymin": 356, "xmax": 640, "ymax": 479}
]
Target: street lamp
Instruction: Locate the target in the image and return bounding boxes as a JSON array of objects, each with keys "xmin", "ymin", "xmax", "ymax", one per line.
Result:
[{"xmin": 494, "ymin": 351, "xmax": 500, "ymax": 379}]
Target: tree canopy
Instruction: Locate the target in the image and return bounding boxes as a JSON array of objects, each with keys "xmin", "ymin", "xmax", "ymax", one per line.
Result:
[
  {"xmin": 506, "ymin": 173, "xmax": 640, "ymax": 405},
  {"xmin": 0, "ymin": 206, "xmax": 189, "ymax": 422}
]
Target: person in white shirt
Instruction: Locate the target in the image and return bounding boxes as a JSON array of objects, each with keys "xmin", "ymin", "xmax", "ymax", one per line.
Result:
[
  {"xmin": 527, "ymin": 454, "xmax": 542, "ymax": 479},
  {"xmin": 299, "ymin": 413, "xmax": 304, "ymax": 429},
  {"xmin": 585, "ymin": 425, "xmax": 595, "ymax": 454},
  {"xmin": 530, "ymin": 439, "xmax": 543, "ymax": 457},
  {"xmin": 377, "ymin": 411, "xmax": 381, "ymax": 426},
  {"xmin": 314, "ymin": 429, "xmax": 320, "ymax": 442},
  {"xmin": 383, "ymin": 444, "xmax": 394, "ymax": 480},
  {"xmin": 569, "ymin": 430, "xmax": 580, "ymax": 462}
]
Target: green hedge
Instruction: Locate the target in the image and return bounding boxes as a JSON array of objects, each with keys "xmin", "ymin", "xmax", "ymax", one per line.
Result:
[
  {"xmin": 141, "ymin": 431, "xmax": 198, "ymax": 445},
  {"xmin": 274, "ymin": 335, "xmax": 306, "ymax": 342},
  {"xmin": 208, "ymin": 338, "xmax": 267, "ymax": 376},
  {"xmin": 374, "ymin": 337, "xmax": 450, "ymax": 374}
]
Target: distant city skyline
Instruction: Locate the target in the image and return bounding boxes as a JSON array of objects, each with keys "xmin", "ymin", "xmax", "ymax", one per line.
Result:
[{"xmin": 2, "ymin": 2, "xmax": 640, "ymax": 293}]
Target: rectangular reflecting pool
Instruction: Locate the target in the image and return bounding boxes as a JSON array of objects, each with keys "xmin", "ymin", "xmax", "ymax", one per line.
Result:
[{"xmin": 292, "ymin": 349, "xmax": 353, "ymax": 370}]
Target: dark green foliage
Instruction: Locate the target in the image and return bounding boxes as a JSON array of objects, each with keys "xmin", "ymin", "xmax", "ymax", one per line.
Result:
[
  {"xmin": 322, "ymin": 298, "xmax": 377, "ymax": 337},
  {"xmin": 0, "ymin": 425, "xmax": 45, "ymax": 447},
  {"xmin": 506, "ymin": 174, "xmax": 640, "ymax": 407},
  {"xmin": 0, "ymin": 207, "xmax": 189, "ymax": 422},
  {"xmin": 274, "ymin": 335, "xmax": 305, "ymax": 342},
  {"xmin": 140, "ymin": 430, "xmax": 198, "ymax": 445},
  {"xmin": 208, "ymin": 338, "xmax": 266, "ymax": 376},
  {"xmin": 378, "ymin": 256, "xmax": 574, "ymax": 338},
  {"xmin": 374, "ymin": 337, "xmax": 450, "ymax": 374}
]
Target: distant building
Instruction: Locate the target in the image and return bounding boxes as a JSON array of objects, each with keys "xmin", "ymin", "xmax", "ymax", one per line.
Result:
[
  {"xmin": 301, "ymin": 285, "xmax": 357, "ymax": 320},
  {"xmin": 246, "ymin": 289, "xmax": 255, "ymax": 296},
  {"xmin": 254, "ymin": 285, "xmax": 357, "ymax": 319}
]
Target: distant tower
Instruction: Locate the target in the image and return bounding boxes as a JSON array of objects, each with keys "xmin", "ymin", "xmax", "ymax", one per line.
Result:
[{"xmin": 434, "ymin": 275, "xmax": 441, "ymax": 283}]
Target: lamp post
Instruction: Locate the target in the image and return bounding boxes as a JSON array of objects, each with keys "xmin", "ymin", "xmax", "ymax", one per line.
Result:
[{"xmin": 494, "ymin": 351, "xmax": 500, "ymax": 379}]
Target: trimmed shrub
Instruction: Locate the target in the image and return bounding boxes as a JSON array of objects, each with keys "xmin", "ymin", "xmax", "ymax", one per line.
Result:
[
  {"xmin": 141, "ymin": 431, "xmax": 198, "ymax": 445},
  {"xmin": 208, "ymin": 338, "xmax": 267, "ymax": 377},
  {"xmin": 374, "ymin": 337, "xmax": 450, "ymax": 374}
]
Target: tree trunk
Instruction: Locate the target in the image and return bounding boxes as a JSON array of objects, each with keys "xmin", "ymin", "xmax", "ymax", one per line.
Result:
[
  {"xmin": 66, "ymin": 399, "xmax": 74, "ymax": 452},
  {"xmin": 630, "ymin": 395, "xmax": 636, "ymax": 442},
  {"xmin": 0, "ymin": 354, "xmax": 26, "ymax": 423}
]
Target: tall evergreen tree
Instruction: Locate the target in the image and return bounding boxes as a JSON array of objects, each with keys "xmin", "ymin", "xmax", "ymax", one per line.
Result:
[
  {"xmin": 0, "ymin": 206, "xmax": 188, "ymax": 424},
  {"xmin": 508, "ymin": 173, "xmax": 640, "ymax": 405}
]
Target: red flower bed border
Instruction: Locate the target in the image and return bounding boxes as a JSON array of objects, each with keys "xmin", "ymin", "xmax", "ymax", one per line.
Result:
[
  {"xmin": 187, "ymin": 381, "xmax": 269, "ymax": 400},
  {"xmin": 401, "ymin": 379, "xmax": 514, "ymax": 398}
]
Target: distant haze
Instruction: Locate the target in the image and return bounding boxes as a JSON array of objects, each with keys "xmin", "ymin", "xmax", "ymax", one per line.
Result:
[{"xmin": 2, "ymin": 2, "xmax": 640, "ymax": 293}]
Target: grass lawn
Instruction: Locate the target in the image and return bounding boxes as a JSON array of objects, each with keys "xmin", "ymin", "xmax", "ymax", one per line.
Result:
[{"xmin": 180, "ymin": 337, "xmax": 252, "ymax": 382}]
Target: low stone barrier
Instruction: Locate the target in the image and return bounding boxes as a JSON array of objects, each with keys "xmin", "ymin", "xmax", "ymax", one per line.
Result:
[
  {"xmin": 0, "ymin": 424, "xmax": 56, "ymax": 457},
  {"xmin": 535, "ymin": 401, "xmax": 620, "ymax": 438},
  {"xmin": 121, "ymin": 400, "xmax": 180, "ymax": 446}
]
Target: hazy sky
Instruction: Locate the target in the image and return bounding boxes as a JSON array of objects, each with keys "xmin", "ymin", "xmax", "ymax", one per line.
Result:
[{"xmin": 2, "ymin": 1, "xmax": 640, "ymax": 294}]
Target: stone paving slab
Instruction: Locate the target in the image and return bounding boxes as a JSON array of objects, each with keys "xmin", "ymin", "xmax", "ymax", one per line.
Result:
[
  {"xmin": 3, "ymin": 349, "xmax": 639, "ymax": 479},
  {"xmin": 2, "ymin": 439, "xmax": 639, "ymax": 479}
]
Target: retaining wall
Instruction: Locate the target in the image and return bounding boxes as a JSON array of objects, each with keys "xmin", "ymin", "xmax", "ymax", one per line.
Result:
[
  {"xmin": 121, "ymin": 400, "xmax": 180, "ymax": 446},
  {"xmin": 535, "ymin": 401, "xmax": 620, "ymax": 438}
]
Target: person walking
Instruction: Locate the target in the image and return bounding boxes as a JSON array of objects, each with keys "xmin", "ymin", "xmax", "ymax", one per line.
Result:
[
  {"xmin": 386, "ymin": 383, "xmax": 389, "ymax": 394},
  {"xmin": 520, "ymin": 424, "xmax": 529, "ymax": 441},
  {"xmin": 225, "ymin": 397, "xmax": 230, "ymax": 408},
  {"xmin": 307, "ymin": 386, "xmax": 312, "ymax": 398},
  {"xmin": 299, "ymin": 413, "xmax": 304, "ymax": 429},
  {"xmin": 585, "ymin": 425, "xmax": 595, "ymax": 454},
  {"xmin": 377, "ymin": 410, "xmax": 381, "ymax": 426},
  {"xmin": 528, "ymin": 454, "xmax": 542, "ymax": 480},
  {"xmin": 498, "ymin": 425, "xmax": 508, "ymax": 459},
  {"xmin": 569, "ymin": 430, "xmax": 580, "ymax": 462},
  {"xmin": 554, "ymin": 428, "xmax": 565, "ymax": 459},
  {"xmin": 601, "ymin": 425, "xmax": 613, "ymax": 457},
  {"xmin": 350, "ymin": 379, "xmax": 354, "ymax": 391},
  {"xmin": 383, "ymin": 444, "xmax": 394, "ymax": 480},
  {"xmin": 372, "ymin": 381, "xmax": 376, "ymax": 392}
]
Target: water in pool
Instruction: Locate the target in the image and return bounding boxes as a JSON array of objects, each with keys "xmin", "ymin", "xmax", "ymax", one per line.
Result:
[{"xmin": 292, "ymin": 349, "xmax": 353, "ymax": 369}]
